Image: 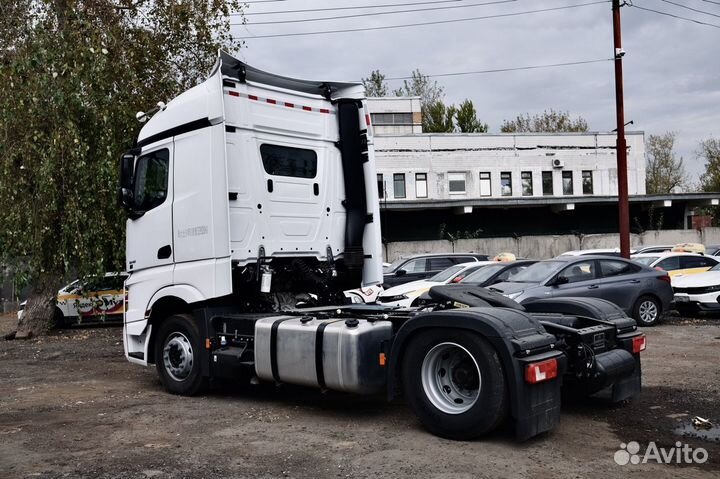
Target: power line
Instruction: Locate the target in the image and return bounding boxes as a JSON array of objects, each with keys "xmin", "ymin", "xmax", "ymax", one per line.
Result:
[
  {"xmin": 630, "ymin": 4, "xmax": 720, "ymax": 28},
  {"xmin": 236, "ymin": 0, "xmax": 476, "ymax": 17},
  {"xmin": 658, "ymin": 0, "xmax": 720, "ymax": 19},
  {"xmin": 235, "ymin": 1, "xmax": 610, "ymax": 39},
  {"xmin": 241, "ymin": 0, "xmax": 517, "ymax": 26},
  {"xmin": 383, "ymin": 58, "xmax": 613, "ymax": 80},
  {"xmin": 701, "ymin": 0, "xmax": 720, "ymax": 6}
]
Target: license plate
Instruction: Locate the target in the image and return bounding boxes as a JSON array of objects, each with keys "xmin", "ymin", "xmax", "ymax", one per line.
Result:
[{"xmin": 674, "ymin": 295, "xmax": 689, "ymax": 302}]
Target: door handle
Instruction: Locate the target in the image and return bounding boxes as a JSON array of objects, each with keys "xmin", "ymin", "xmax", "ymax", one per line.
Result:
[
  {"xmin": 157, "ymin": 245, "xmax": 172, "ymax": 259},
  {"xmin": 628, "ymin": 279, "xmax": 641, "ymax": 284},
  {"xmin": 587, "ymin": 285, "xmax": 599, "ymax": 289}
]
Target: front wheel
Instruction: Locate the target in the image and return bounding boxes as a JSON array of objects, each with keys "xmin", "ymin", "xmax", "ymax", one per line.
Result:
[
  {"xmin": 633, "ymin": 295, "xmax": 661, "ymax": 326},
  {"xmin": 401, "ymin": 330, "xmax": 507, "ymax": 440},
  {"xmin": 154, "ymin": 314, "xmax": 208, "ymax": 395}
]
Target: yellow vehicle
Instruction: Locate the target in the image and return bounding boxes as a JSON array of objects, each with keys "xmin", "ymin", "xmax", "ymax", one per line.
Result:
[
  {"xmin": 671, "ymin": 243, "xmax": 706, "ymax": 254},
  {"xmin": 632, "ymin": 252, "xmax": 718, "ymax": 282}
]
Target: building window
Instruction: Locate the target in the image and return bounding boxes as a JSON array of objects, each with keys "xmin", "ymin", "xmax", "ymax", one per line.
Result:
[
  {"xmin": 582, "ymin": 170, "xmax": 593, "ymax": 195},
  {"xmin": 542, "ymin": 171, "xmax": 553, "ymax": 196},
  {"xmin": 377, "ymin": 174, "xmax": 384, "ymax": 199},
  {"xmin": 370, "ymin": 113, "xmax": 413, "ymax": 126},
  {"xmin": 479, "ymin": 172, "xmax": 491, "ymax": 197},
  {"xmin": 501, "ymin": 172, "xmax": 512, "ymax": 196},
  {"xmin": 448, "ymin": 172, "xmax": 466, "ymax": 194},
  {"xmin": 562, "ymin": 171, "xmax": 573, "ymax": 195},
  {"xmin": 415, "ymin": 173, "xmax": 428, "ymax": 198},
  {"xmin": 393, "ymin": 173, "xmax": 406, "ymax": 198},
  {"xmin": 521, "ymin": 171, "xmax": 533, "ymax": 196}
]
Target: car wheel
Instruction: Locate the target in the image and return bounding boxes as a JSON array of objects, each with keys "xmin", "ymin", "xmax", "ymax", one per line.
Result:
[
  {"xmin": 155, "ymin": 314, "xmax": 208, "ymax": 395},
  {"xmin": 401, "ymin": 330, "xmax": 507, "ymax": 440},
  {"xmin": 633, "ymin": 295, "xmax": 661, "ymax": 326}
]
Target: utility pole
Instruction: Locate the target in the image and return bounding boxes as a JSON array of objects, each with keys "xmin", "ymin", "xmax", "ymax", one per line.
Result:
[{"xmin": 612, "ymin": 0, "xmax": 630, "ymax": 258}]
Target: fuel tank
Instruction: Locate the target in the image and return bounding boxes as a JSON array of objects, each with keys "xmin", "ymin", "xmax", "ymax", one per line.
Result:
[{"xmin": 254, "ymin": 316, "xmax": 393, "ymax": 394}]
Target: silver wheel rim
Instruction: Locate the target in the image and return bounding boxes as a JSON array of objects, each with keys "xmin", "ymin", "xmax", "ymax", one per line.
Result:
[
  {"xmin": 421, "ymin": 342, "xmax": 481, "ymax": 414},
  {"xmin": 639, "ymin": 300, "xmax": 658, "ymax": 323},
  {"xmin": 163, "ymin": 332, "xmax": 194, "ymax": 381}
]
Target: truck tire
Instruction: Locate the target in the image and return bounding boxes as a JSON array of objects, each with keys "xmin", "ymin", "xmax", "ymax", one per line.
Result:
[
  {"xmin": 154, "ymin": 314, "xmax": 208, "ymax": 395},
  {"xmin": 401, "ymin": 329, "xmax": 507, "ymax": 440},
  {"xmin": 632, "ymin": 295, "xmax": 661, "ymax": 326}
]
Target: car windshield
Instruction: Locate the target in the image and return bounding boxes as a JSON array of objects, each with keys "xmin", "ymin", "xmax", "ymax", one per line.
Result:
[
  {"xmin": 428, "ymin": 265, "xmax": 465, "ymax": 283},
  {"xmin": 460, "ymin": 264, "xmax": 504, "ymax": 284},
  {"xmin": 633, "ymin": 256, "xmax": 660, "ymax": 266},
  {"xmin": 384, "ymin": 257, "xmax": 407, "ymax": 273},
  {"xmin": 509, "ymin": 261, "xmax": 565, "ymax": 283}
]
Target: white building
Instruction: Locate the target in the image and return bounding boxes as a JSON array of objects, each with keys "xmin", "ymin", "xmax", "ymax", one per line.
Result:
[{"xmin": 367, "ymin": 98, "xmax": 646, "ymax": 204}]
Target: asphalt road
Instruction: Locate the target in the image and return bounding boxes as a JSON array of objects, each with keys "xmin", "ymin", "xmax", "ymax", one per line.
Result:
[{"xmin": 0, "ymin": 313, "xmax": 719, "ymax": 479}]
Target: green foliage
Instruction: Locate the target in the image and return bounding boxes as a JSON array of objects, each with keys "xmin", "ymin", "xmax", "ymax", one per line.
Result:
[
  {"xmin": 699, "ymin": 138, "xmax": 720, "ymax": 192},
  {"xmin": 0, "ymin": 1, "xmax": 244, "ymax": 288},
  {"xmin": 645, "ymin": 132, "xmax": 688, "ymax": 194},
  {"xmin": 455, "ymin": 99, "xmax": 488, "ymax": 133},
  {"xmin": 424, "ymin": 101, "xmax": 456, "ymax": 133},
  {"xmin": 361, "ymin": 70, "xmax": 389, "ymax": 97},
  {"xmin": 500, "ymin": 109, "xmax": 588, "ymax": 133},
  {"xmin": 392, "ymin": 69, "xmax": 444, "ymax": 132}
]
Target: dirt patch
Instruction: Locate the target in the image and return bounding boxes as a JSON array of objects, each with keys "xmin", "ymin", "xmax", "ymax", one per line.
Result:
[{"xmin": 1, "ymin": 316, "xmax": 719, "ymax": 478}]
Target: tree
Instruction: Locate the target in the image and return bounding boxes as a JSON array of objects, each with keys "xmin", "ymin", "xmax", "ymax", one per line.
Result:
[
  {"xmin": 699, "ymin": 138, "xmax": 720, "ymax": 192},
  {"xmin": 645, "ymin": 132, "xmax": 688, "ymax": 194},
  {"xmin": 0, "ymin": 1, "xmax": 244, "ymax": 337},
  {"xmin": 393, "ymin": 69, "xmax": 444, "ymax": 131},
  {"xmin": 362, "ymin": 70, "xmax": 389, "ymax": 97},
  {"xmin": 500, "ymin": 109, "xmax": 588, "ymax": 133},
  {"xmin": 455, "ymin": 99, "xmax": 488, "ymax": 133},
  {"xmin": 424, "ymin": 100, "xmax": 456, "ymax": 133}
]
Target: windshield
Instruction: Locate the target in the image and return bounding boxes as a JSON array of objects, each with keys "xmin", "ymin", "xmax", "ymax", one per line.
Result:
[
  {"xmin": 384, "ymin": 257, "xmax": 407, "ymax": 273},
  {"xmin": 460, "ymin": 264, "xmax": 504, "ymax": 284},
  {"xmin": 510, "ymin": 261, "xmax": 565, "ymax": 283},
  {"xmin": 428, "ymin": 265, "xmax": 465, "ymax": 283},
  {"xmin": 633, "ymin": 256, "xmax": 660, "ymax": 266}
]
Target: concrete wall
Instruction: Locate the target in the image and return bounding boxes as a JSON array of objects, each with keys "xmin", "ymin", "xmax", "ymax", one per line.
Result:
[{"xmin": 384, "ymin": 227, "xmax": 720, "ymax": 261}]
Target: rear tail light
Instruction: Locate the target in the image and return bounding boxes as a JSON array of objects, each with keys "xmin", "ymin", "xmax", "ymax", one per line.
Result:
[
  {"xmin": 657, "ymin": 273, "xmax": 671, "ymax": 284},
  {"xmin": 524, "ymin": 358, "xmax": 558, "ymax": 384},
  {"xmin": 632, "ymin": 335, "xmax": 647, "ymax": 353}
]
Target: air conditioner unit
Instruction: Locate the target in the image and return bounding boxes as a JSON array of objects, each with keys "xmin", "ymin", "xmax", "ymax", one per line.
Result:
[{"xmin": 552, "ymin": 159, "xmax": 564, "ymax": 169}]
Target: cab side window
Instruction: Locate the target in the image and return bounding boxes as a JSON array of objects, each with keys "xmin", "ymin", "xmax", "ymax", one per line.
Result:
[
  {"xmin": 680, "ymin": 256, "xmax": 717, "ymax": 269},
  {"xmin": 656, "ymin": 256, "xmax": 680, "ymax": 271},
  {"xmin": 260, "ymin": 144, "xmax": 317, "ymax": 178},
  {"xmin": 134, "ymin": 149, "xmax": 169, "ymax": 212},
  {"xmin": 599, "ymin": 260, "xmax": 638, "ymax": 278},
  {"xmin": 401, "ymin": 259, "xmax": 427, "ymax": 273},
  {"xmin": 429, "ymin": 257, "xmax": 455, "ymax": 271}
]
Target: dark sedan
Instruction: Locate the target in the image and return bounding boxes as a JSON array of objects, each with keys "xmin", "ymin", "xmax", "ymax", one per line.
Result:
[{"xmin": 488, "ymin": 255, "xmax": 673, "ymax": 326}]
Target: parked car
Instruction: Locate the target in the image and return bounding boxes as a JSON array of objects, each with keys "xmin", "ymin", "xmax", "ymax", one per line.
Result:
[
  {"xmin": 344, "ymin": 285, "xmax": 383, "ymax": 304},
  {"xmin": 705, "ymin": 245, "xmax": 720, "ymax": 256},
  {"xmin": 489, "ymin": 256, "xmax": 673, "ymax": 326},
  {"xmin": 458, "ymin": 260, "xmax": 537, "ymax": 287},
  {"xmin": 382, "ymin": 253, "xmax": 489, "ymax": 288},
  {"xmin": 672, "ymin": 262, "xmax": 720, "ymax": 314},
  {"xmin": 17, "ymin": 273, "xmax": 128, "ymax": 327},
  {"xmin": 377, "ymin": 261, "xmax": 493, "ymax": 307},
  {"xmin": 635, "ymin": 245, "xmax": 673, "ymax": 254},
  {"xmin": 631, "ymin": 252, "xmax": 719, "ymax": 283},
  {"xmin": 559, "ymin": 248, "xmax": 637, "ymax": 257}
]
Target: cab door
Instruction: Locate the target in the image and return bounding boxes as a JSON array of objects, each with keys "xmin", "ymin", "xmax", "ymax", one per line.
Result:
[{"xmin": 125, "ymin": 144, "xmax": 174, "ymax": 272}]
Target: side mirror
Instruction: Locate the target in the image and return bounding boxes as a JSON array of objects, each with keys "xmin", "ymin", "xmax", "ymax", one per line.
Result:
[
  {"xmin": 551, "ymin": 276, "xmax": 569, "ymax": 287},
  {"xmin": 396, "ymin": 269, "xmax": 407, "ymax": 277}
]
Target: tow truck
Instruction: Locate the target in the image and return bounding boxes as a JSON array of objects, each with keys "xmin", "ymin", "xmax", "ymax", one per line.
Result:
[{"xmin": 118, "ymin": 52, "xmax": 644, "ymax": 440}]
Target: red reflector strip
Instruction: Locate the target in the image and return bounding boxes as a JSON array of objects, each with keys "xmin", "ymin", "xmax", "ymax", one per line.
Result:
[
  {"xmin": 524, "ymin": 358, "xmax": 558, "ymax": 384},
  {"xmin": 224, "ymin": 91, "xmax": 334, "ymax": 114},
  {"xmin": 632, "ymin": 335, "xmax": 646, "ymax": 354},
  {"xmin": 365, "ymin": 114, "xmax": 371, "ymax": 126}
]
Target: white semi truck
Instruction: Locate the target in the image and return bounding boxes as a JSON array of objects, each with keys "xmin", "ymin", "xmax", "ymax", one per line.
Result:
[{"xmin": 119, "ymin": 52, "xmax": 645, "ymax": 440}]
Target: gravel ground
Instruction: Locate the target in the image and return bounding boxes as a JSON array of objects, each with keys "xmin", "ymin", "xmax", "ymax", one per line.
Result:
[{"xmin": 0, "ymin": 312, "xmax": 719, "ymax": 479}]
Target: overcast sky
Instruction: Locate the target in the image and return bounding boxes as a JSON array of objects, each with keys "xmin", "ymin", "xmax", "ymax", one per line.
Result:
[{"xmin": 230, "ymin": 0, "xmax": 720, "ymax": 182}]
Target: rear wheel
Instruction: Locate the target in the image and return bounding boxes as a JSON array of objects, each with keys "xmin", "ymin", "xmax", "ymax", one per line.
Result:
[
  {"xmin": 155, "ymin": 314, "xmax": 208, "ymax": 395},
  {"xmin": 401, "ymin": 329, "xmax": 507, "ymax": 440},
  {"xmin": 633, "ymin": 295, "xmax": 661, "ymax": 326}
]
